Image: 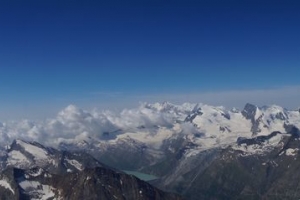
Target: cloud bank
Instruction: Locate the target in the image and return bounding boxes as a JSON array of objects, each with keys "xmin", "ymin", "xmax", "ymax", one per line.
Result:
[
  {"xmin": 0, "ymin": 103, "xmax": 181, "ymax": 147},
  {"xmin": 0, "ymin": 86, "xmax": 299, "ymax": 148}
]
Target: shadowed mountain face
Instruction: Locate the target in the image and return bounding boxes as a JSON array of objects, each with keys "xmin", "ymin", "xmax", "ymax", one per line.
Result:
[
  {"xmin": 0, "ymin": 140, "xmax": 183, "ymax": 200},
  {"xmin": 2, "ymin": 139, "xmax": 107, "ymax": 174},
  {"xmin": 152, "ymin": 130, "xmax": 300, "ymax": 200},
  {"xmin": 0, "ymin": 167, "xmax": 182, "ymax": 200}
]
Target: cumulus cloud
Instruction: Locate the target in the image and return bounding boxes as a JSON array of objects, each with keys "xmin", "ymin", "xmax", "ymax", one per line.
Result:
[
  {"xmin": 0, "ymin": 103, "xmax": 185, "ymax": 147},
  {"xmin": 0, "ymin": 86, "xmax": 300, "ymax": 147}
]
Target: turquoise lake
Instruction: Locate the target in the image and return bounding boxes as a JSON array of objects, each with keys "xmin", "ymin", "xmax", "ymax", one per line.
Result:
[{"xmin": 123, "ymin": 170, "xmax": 158, "ymax": 181}]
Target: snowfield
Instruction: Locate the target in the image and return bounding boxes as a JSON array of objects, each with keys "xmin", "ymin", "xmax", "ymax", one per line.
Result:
[{"xmin": 0, "ymin": 102, "xmax": 299, "ymax": 156}]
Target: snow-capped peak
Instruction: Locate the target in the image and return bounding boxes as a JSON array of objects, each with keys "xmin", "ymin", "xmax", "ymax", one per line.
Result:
[
  {"xmin": 0, "ymin": 102, "xmax": 300, "ymax": 158},
  {"xmin": 13, "ymin": 139, "xmax": 49, "ymax": 160}
]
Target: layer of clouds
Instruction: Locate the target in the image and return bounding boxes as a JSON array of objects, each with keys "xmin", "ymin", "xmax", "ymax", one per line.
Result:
[
  {"xmin": 0, "ymin": 86, "xmax": 299, "ymax": 147},
  {"xmin": 0, "ymin": 103, "xmax": 180, "ymax": 147}
]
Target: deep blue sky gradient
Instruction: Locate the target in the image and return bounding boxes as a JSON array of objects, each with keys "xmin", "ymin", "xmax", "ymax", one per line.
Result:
[{"xmin": 0, "ymin": 0, "xmax": 300, "ymax": 119}]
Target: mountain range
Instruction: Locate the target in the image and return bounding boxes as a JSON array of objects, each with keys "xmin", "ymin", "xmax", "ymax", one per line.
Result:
[
  {"xmin": 1, "ymin": 102, "xmax": 300, "ymax": 199},
  {"xmin": 0, "ymin": 139, "xmax": 182, "ymax": 200}
]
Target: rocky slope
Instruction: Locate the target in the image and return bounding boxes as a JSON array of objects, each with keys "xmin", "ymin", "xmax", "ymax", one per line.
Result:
[
  {"xmin": 153, "ymin": 128, "xmax": 300, "ymax": 199},
  {"xmin": 1, "ymin": 102, "xmax": 300, "ymax": 199},
  {"xmin": 0, "ymin": 140, "xmax": 183, "ymax": 200},
  {"xmin": 0, "ymin": 167, "xmax": 182, "ymax": 200}
]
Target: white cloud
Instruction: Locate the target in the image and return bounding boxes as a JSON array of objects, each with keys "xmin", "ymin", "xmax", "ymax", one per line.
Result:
[
  {"xmin": 0, "ymin": 103, "xmax": 179, "ymax": 147},
  {"xmin": 0, "ymin": 86, "xmax": 299, "ymax": 148}
]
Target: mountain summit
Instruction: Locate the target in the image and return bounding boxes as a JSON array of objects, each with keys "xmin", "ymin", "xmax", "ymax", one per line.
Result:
[{"xmin": 1, "ymin": 102, "xmax": 300, "ymax": 199}]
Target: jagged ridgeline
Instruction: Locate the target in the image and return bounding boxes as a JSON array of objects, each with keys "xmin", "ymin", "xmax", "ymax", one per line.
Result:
[
  {"xmin": 1, "ymin": 102, "xmax": 300, "ymax": 199},
  {"xmin": 0, "ymin": 140, "xmax": 182, "ymax": 200}
]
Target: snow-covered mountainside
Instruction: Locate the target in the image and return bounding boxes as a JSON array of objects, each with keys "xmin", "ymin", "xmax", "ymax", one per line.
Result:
[
  {"xmin": 0, "ymin": 167, "xmax": 182, "ymax": 200},
  {"xmin": 1, "ymin": 102, "xmax": 299, "ymax": 153},
  {"xmin": 0, "ymin": 139, "xmax": 107, "ymax": 174},
  {"xmin": 60, "ymin": 102, "xmax": 298, "ymax": 167},
  {"xmin": 0, "ymin": 102, "xmax": 300, "ymax": 199},
  {"xmin": 0, "ymin": 102, "xmax": 299, "ymax": 170},
  {"xmin": 0, "ymin": 140, "xmax": 182, "ymax": 200},
  {"xmin": 156, "ymin": 130, "xmax": 300, "ymax": 200}
]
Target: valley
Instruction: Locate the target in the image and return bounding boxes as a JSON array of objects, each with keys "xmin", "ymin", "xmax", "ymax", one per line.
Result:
[{"xmin": 1, "ymin": 102, "xmax": 300, "ymax": 199}]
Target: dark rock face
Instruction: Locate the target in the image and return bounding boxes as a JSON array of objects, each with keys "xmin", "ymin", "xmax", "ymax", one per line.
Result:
[
  {"xmin": 0, "ymin": 169, "xmax": 19, "ymax": 200},
  {"xmin": 182, "ymin": 137, "xmax": 300, "ymax": 200},
  {"xmin": 184, "ymin": 108, "xmax": 203, "ymax": 123},
  {"xmin": 96, "ymin": 139, "xmax": 158, "ymax": 171},
  {"xmin": 60, "ymin": 137, "xmax": 161, "ymax": 171},
  {"xmin": 3, "ymin": 140, "xmax": 107, "ymax": 174},
  {"xmin": 0, "ymin": 140, "xmax": 182, "ymax": 200},
  {"xmin": 242, "ymin": 103, "xmax": 262, "ymax": 135},
  {"xmin": 0, "ymin": 167, "xmax": 182, "ymax": 200},
  {"xmin": 284, "ymin": 124, "xmax": 300, "ymax": 137},
  {"xmin": 242, "ymin": 103, "xmax": 258, "ymax": 120},
  {"xmin": 275, "ymin": 112, "xmax": 287, "ymax": 120},
  {"xmin": 237, "ymin": 131, "xmax": 281, "ymax": 146},
  {"xmin": 219, "ymin": 126, "xmax": 231, "ymax": 133},
  {"xmin": 154, "ymin": 148, "xmax": 221, "ymax": 197},
  {"xmin": 149, "ymin": 131, "xmax": 300, "ymax": 200},
  {"xmin": 221, "ymin": 112, "xmax": 231, "ymax": 120},
  {"xmin": 55, "ymin": 167, "xmax": 182, "ymax": 200}
]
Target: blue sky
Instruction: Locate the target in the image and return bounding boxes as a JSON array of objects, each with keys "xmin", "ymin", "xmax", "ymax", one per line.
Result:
[{"xmin": 0, "ymin": 0, "xmax": 300, "ymax": 119}]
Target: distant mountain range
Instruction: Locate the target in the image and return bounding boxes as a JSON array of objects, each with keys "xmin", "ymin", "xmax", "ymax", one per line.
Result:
[{"xmin": 1, "ymin": 102, "xmax": 300, "ymax": 199}]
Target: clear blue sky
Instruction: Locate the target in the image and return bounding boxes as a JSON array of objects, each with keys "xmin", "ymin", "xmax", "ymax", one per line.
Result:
[{"xmin": 0, "ymin": 0, "xmax": 300, "ymax": 119}]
